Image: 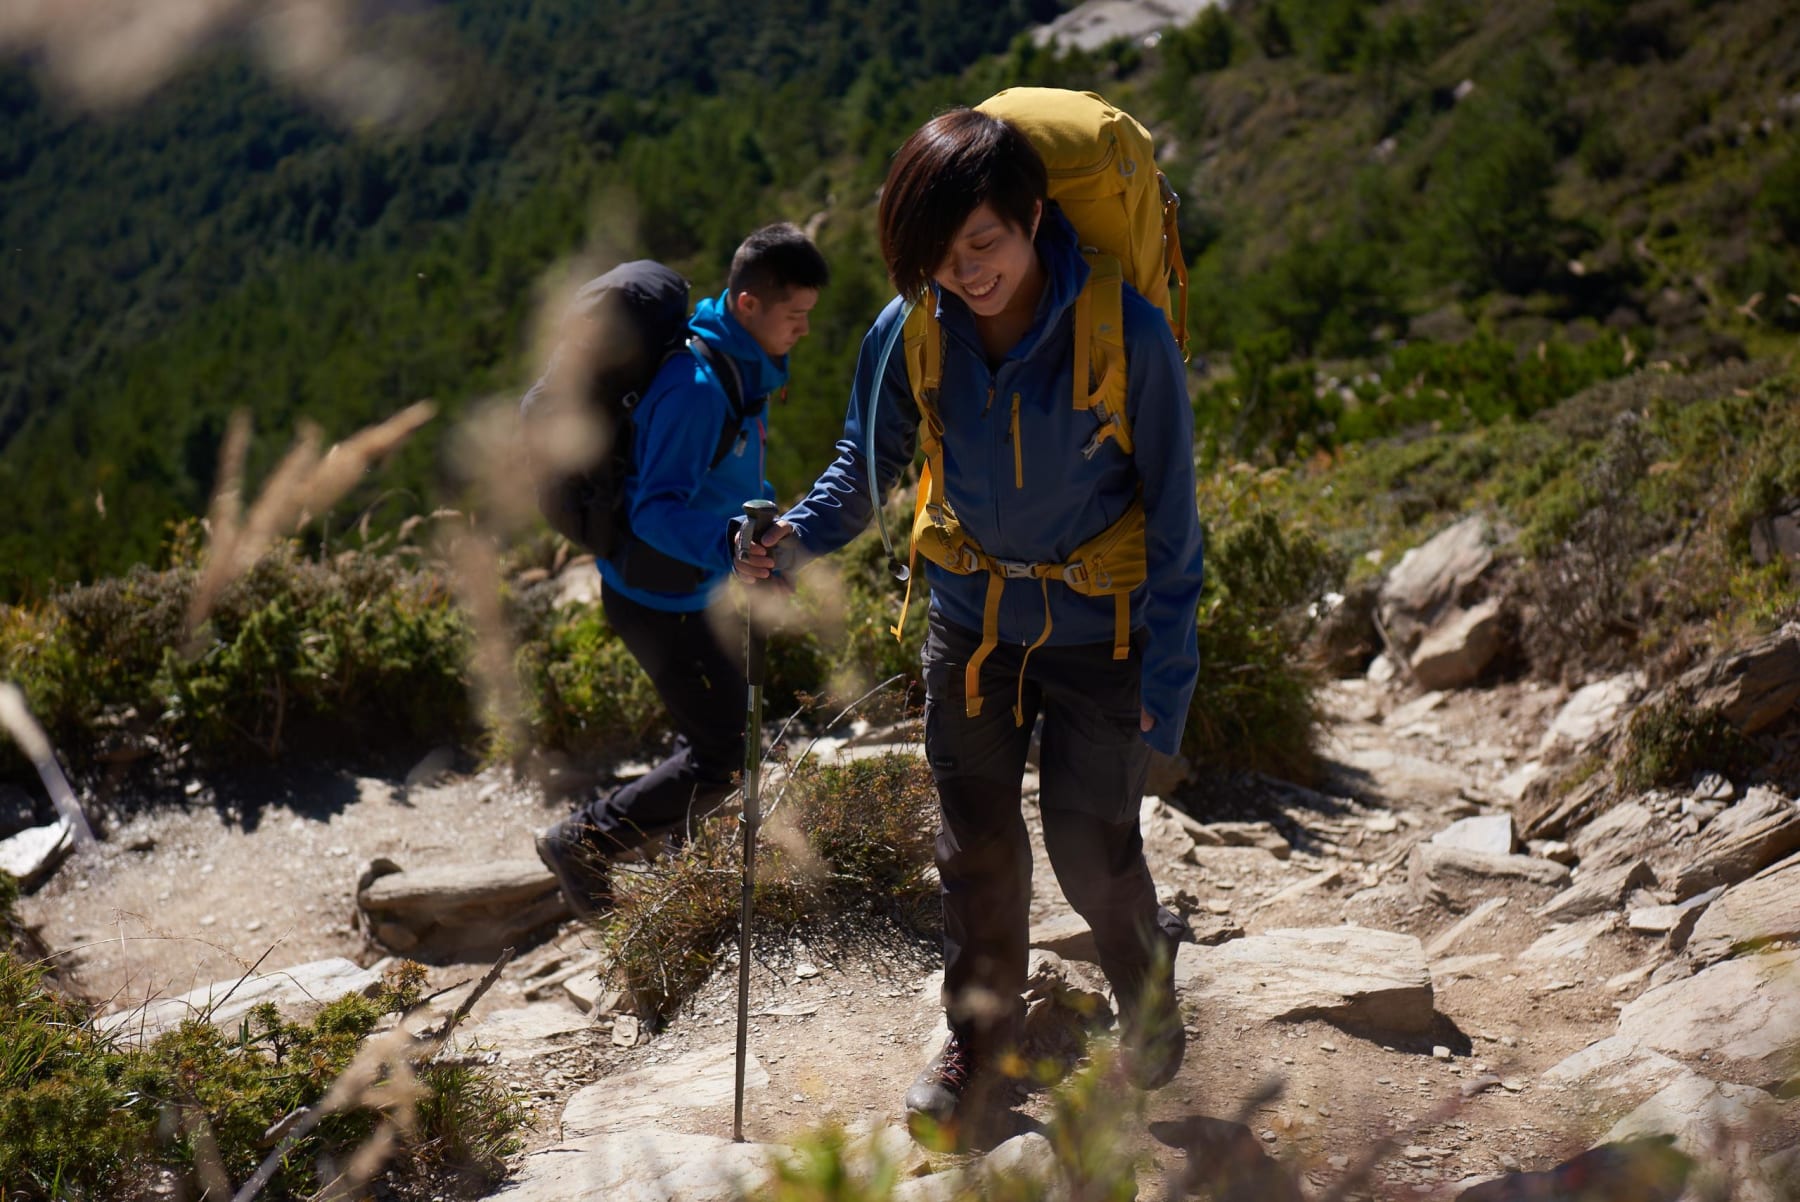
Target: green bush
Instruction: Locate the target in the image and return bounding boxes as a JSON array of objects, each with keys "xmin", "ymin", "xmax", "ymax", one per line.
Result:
[
  {"xmin": 1420, "ymin": 94, "xmax": 1559, "ymax": 295},
  {"xmin": 2, "ymin": 544, "xmax": 474, "ymax": 784},
  {"xmin": 517, "ymin": 602, "xmax": 665, "ymax": 763},
  {"xmin": 0, "ymin": 956, "xmax": 526, "ymax": 1200},
  {"xmin": 158, "ymin": 549, "xmax": 472, "ymax": 757},
  {"xmin": 1185, "ymin": 485, "xmax": 1340, "ymax": 782},
  {"xmin": 1617, "ymin": 700, "xmax": 1765, "ymax": 794}
]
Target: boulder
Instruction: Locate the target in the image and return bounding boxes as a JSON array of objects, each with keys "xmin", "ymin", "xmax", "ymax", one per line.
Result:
[
  {"xmin": 1029, "ymin": 912, "xmax": 1100, "ymax": 964},
  {"xmin": 503, "ymin": 1129, "xmax": 780, "ymax": 1202},
  {"xmin": 100, "ymin": 957, "xmax": 385, "ymax": 1043},
  {"xmin": 1409, "ymin": 844, "xmax": 1570, "ymax": 909},
  {"xmin": 451, "ymin": 1002, "xmax": 594, "ymax": 1063},
  {"xmin": 1534, "ymin": 859, "xmax": 1656, "ymax": 922},
  {"xmin": 1749, "ymin": 505, "xmax": 1800, "ymax": 581},
  {"xmin": 0, "ymin": 818, "xmax": 72, "ymax": 890},
  {"xmin": 1663, "ymin": 788, "xmax": 1800, "ymax": 899},
  {"xmin": 1378, "ymin": 515, "xmax": 1497, "ymax": 656},
  {"xmin": 1410, "ymin": 599, "xmax": 1505, "ymax": 690},
  {"xmin": 1022, "ymin": 949, "xmax": 1113, "ymax": 1066},
  {"xmin": 357, "ymin": 857, "xmax": 570, "ymax": 961},
  {"xmin": 1139, "ymin": 797, "xmax": 1199, "ymax": 865},
  {"xmin": 1519, "ymin": 913, "xmax": 1618, "ymax": 963},
  {"xmin": 1670, "ymin": 787, "xmax": 1800, "ymax": 900},
  {"xmin": 1684, "ymin": 851, "xmax": 1800, "ymax": 965},
  {"xmin": 1627, "ymin": 886, "xmax": 1722, "ymax": 944},
  {"xmin": 1536, "ymin": 672, "xmax": 1645, "ymax": 757},
  {"xmin": 1431, "ymin": 814, "xmax": 1516, "ymax": 856},
  {"xmin": 1175, "ymin": 927, "xmax": 1434, "ymax": 1034},
  {"xmin": 1604, "ymin": 1075, "xmax": 1782, "ymax": 1199},
  {"xmin": 1570, "ymin": 801, "xmax": 1665, "ymax": 872},
  {"xmin": 1309, "ymin": 580, "xmax": 1381, "ymax": 677},
  {"xmin": 1614, "ymin": 949, "xmax": 1800, "ymax": 1087},
  {"xmin": 1542, "ymin": 1035, "xmax": 1690, "ymax": 1097},
  {"xmin": 1673, "ymin": 624, "xmax": 1800, "ymax": 735}
]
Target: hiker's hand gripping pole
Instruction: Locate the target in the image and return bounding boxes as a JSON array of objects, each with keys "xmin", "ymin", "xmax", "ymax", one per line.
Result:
[{"xmin": 733, "ymin": 498, "xmax": 778, "ymax": 1143}]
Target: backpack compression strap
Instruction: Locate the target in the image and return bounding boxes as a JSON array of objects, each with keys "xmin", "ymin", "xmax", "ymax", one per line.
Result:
[{"xmin": 688, "ymin": 336, "xmax": 761, "ymax": 469}]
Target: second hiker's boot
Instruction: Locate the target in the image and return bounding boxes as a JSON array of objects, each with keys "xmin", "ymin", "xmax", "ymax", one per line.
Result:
[{"xmin": 534, "ymin": 814, "xmax": 614, "ymax": 921}]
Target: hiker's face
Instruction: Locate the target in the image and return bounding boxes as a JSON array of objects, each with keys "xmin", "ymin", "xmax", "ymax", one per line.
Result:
[
  {"xmin": 736, "ymin": 286, "xmax": 819, "ymax": 359},
  {"xmin": 932, "ymin": 201, "xmax": 1042, "ymax": 319}
]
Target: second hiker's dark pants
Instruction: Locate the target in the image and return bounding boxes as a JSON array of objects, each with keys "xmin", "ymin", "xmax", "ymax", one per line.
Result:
[
  {"xmin": 923, "ymin": 611, "xmax": 1180, "ymax": 1053},
  {"xmin": 574, "ymin": 586, "xmax": 745, "ymax": 854}
]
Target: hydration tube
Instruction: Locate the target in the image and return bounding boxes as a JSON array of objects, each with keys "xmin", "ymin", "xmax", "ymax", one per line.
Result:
[{"xmin": 865, "ymin": 298, "xmax": 916, "ymax": 582}]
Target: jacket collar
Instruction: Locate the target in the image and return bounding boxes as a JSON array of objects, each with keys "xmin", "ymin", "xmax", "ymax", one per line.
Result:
[{"xmin": 689, "ymin": 291, "xmax": 790, "ymax": 400}]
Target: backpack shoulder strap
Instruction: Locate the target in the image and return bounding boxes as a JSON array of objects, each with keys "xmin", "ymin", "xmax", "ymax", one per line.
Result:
[
  {"xmin": 687, "ymin": 336, "xmax": 756, "ymax": 470},
  {"xmin": 1073, "ymin": 252, "xmax": 1132, "ymax": 458}
]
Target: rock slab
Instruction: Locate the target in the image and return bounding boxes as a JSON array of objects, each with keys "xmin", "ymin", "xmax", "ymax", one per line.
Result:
[
  {"xmin": 100, "ymin": 957, "xmax": 384, "ymax": 1042},
  {"xmin": 1175, "ymin": 927, "xmax": 1434, "ymax": 1034},
  {"xmin": 358, "ymin": 857, "xmax": 570, "ymax": 961},
  {"xmin": 562, "ymin": 1041, "xmax": 770, "ymax": 1136},
  {"xmin": 1614, "ymin": 949, "xmax": 1800, "ymax": 1087},
  {"xmin": 1685, "ymin": 851, "xmax": 1800, "ymax": 965}
]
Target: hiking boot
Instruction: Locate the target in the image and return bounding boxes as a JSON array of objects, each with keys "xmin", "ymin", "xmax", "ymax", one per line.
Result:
[
  {"xmin": 904, "ymin": 1033, "xmax": 995, "ymax": 1144},
  {"xmin": 1119, "ymin": 945, "xmax": 1185, "ymax": 1090},
  {"xmin": 534, "ymin": 814, "xmax": 614, "ymax": 920}
]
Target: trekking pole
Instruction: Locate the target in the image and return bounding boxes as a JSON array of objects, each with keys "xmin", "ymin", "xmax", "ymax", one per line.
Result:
[{"xmin": 733, "ymin": 498, "xmax": 778, "ymax": 1143}]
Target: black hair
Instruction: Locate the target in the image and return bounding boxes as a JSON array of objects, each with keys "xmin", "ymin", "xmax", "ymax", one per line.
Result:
[
  {"xmin": 726, "ymin": 222, "xmax": 830, "ymax": 300},
  {"xmin": 878, "ymin": 109, "xmax": 1047, "ymax": 302}
]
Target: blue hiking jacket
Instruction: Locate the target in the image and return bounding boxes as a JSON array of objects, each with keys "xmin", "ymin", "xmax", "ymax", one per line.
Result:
[
  {"xmin": 597, "ymin": 291, "xmax": 784, "ymax": 612},
  {"xmin": 780, "ymin": 210, "xmax": 1205, "ymax": 755}
]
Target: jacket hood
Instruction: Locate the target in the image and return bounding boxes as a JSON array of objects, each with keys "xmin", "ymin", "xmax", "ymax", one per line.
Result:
[{"xmin": 690, "ymin": 291, "xmax": 790, "ymax": 400}]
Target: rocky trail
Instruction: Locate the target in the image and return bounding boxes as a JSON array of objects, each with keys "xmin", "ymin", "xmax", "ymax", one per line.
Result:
[
  {"xmin": 5, "ymin": 522, "xmax": 1798, "ymax": 1199},
  {"xmin": 10, "ymin": 646, "xmax": 1799, "ymax": 1199}
]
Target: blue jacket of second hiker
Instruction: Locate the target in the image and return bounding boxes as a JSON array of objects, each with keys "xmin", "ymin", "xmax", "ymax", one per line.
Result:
[
  {"xmin": 780, "ymin": 209, "xmax": 1206, "ymax": 755},
  {"xmin": 598, "ymin": 291, "xmax": 783, "ymax": 612}
]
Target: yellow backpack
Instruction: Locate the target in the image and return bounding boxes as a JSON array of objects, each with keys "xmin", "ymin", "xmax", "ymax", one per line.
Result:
[{"xmin": 893, "ymin": 88, "xmax": 1189, "ymax": 723}]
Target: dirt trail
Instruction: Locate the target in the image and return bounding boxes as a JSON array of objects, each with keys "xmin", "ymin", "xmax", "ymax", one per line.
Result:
[{"xmin": 16, "ymin": 676, "xmax": 1794, "ymax": 1196}]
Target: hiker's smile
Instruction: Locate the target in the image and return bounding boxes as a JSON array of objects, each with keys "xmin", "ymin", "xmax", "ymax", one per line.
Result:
[{"xmin": 933, "ymin": 201, "xmax": 1043, "ymax": 319}]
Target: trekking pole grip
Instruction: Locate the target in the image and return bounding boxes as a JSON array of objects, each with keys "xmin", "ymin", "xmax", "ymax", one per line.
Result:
[{"xmin": 742, "ymin": 499, "xmax": 778, "ymax": 687}]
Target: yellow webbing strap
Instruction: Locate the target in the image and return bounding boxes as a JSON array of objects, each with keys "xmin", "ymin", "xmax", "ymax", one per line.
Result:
[
  {"xmin": 965, "ymin": 571, "xmax": 1006, "ymax": 718},
  {"xmin": 1164, "ymin": 194, "xmax": 1190, "ymax": 360},
  {"xmin": 1013, "ymin": 579, "xmax": 1054, "ymax": 724}
]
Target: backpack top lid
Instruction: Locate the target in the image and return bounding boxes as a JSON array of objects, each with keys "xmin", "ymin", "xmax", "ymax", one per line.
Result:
[
  {"xmin": 572, "ymin": 259, "xmax": 692, "ymax": 403},
  {"xmin": 975, "ymin": 87, "xmax": 1181, "ymax": 336}
]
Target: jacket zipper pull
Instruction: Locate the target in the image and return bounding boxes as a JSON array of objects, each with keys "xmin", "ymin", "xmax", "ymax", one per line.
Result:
[
  {"xmin": 983, "ymin": 384, "xmax": 996, "ymax": 416},
  {"xmin": 1010, "ymin": 392, "xmax": 1023, "ymax": 488}
]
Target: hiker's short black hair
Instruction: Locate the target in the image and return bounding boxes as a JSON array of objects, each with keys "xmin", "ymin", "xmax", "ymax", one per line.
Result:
[
  {"xmin": 879, "ymin": 108, "xmax": 1048, "ymax": 303},
  {"xmin": 727, "ymin": 223, "xmax": 830, "ymax": 301}
]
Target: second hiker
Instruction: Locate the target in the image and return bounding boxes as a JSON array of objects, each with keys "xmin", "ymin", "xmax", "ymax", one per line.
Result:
[{"xmin": 535, "ymin": 222, "xmax": 829, "ymax": 918}]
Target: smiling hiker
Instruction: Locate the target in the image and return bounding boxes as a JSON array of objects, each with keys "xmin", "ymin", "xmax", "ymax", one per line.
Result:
[
  {"xmin": 527, "ymin": 223, "xmax": 829, "ymax": 919},
  {"xmin": 736, "ymin": 91, "xmax": 1205, "ymax": 1139}
]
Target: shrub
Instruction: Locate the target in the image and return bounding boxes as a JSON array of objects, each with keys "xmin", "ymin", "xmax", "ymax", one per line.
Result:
[
  {"xmin": 1617, "ymin": 699, "xmax": 1765, "ymax": 793},
  {"xmin": 0, "ymin": 956, "xmax": 526, "ymax": 1200},
  {"xmin": 1186, "ymin": 484, "xmax": 1340, "ymax": 781},
  {"xmin": 1420, "ymin": 95, "xmax": 1559, "ymax": 295},
  {"xmin": 604, "ymin": 751, "xmax": 937, "ymax": 1020},
  {"xmin": 2, "ymin": 544, "xmax": 475, "ymax": 784},
  {"xmin": 517, "ymin": 601, "xmax": 665, "ymax": 763}
]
